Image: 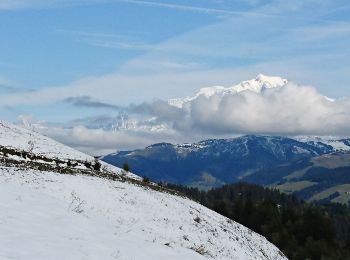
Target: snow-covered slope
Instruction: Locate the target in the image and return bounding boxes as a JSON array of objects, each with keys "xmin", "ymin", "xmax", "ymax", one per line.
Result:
[
  {"xmin": 0, "ymin": 119, "xmax": 128, "ymax": 177},
  {"xmin": 0, "ymin": 167, "xmax": 286, "ymax": 260},
  {"xmin": 296, "ymin": 136, "xmax": 350, "ymax": 152},
  {"xmin": 0, "ymin": 121, "xmax": 286, "ymax": 260},
  {"xmin": 0, "ymin": 120, "xmax": 90, "ymax": 161},
  {"xmin": 168, "ymin": 74, "xmax": 288, "ymax": 108}
]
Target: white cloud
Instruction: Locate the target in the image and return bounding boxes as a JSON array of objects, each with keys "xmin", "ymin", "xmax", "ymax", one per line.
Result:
[
  {"xmin": 173, "ymin": 84, "xmax": 350, "ymax": 136},
  {"xmin": 28, "ymin": 83, "xmax": 350, "ymax": 155},
  {"xmin": 41, "ymin": 125, "xmax": 184, "ymax": 155},
  {"xmin": 128, "ymin": 83, "xmax": 350, "ymax": 138}
]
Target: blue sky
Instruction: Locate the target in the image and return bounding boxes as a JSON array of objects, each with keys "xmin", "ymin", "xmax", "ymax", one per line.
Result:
[{"xmin": 1, "ymin": 0, "xmax": 350, "ymax": 152}]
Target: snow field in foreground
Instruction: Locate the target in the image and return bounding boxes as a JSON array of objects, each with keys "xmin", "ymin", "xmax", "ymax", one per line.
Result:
[{"xmin": 0, "ymin": 168, "xmax": 286, "ymax": 260}]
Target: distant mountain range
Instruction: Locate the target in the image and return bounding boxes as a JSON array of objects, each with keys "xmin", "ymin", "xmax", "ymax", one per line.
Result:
[{"xmin": 101, "ymin": 135, "xmax": 350, "ymax": 204}]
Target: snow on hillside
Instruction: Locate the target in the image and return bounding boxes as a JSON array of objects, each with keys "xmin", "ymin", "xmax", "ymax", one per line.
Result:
[
  {"xmin": 168, "ymin": 74, "xmax": 288, "ymax": 108},
  {"xmin": 0, "ymin": 120, "xmax": 91, "ymax": 161},
  {"xmin": 0, "ymin": 120, "xmax": 139, "ymax": 179},
  {"xmin": 0, "ymin": 120, "xmax": 286, "ymax": 259},
  {"xmin": 0, "ymin": 167, "xmax": 286, "ymax": 260}
]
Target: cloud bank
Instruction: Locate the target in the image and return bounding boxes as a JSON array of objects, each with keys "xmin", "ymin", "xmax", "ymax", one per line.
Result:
[
  {"xmin": 40, "ymin": 124, "xmax": 183, "ymax": 156},
  {"xmin": 24, "ymin": 82, "xmax": 350, "ymax": 155},
  {"xmin": 142, "ymin": 83, "xmax": 350, "ymax": 136}
]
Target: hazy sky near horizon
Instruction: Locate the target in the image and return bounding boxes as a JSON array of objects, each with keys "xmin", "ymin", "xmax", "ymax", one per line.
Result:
[{"xmin": 1, "ymin": 0, "xmax": 350, "ymax": 153}]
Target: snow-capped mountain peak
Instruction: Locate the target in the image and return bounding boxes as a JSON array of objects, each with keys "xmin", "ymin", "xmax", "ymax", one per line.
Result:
[
  {"xmin": 168, "ymin": 74, "xmax": 288, "ymax": 108},
  {"xmin": 231, "ymin": 74, "xmax": 288, "ymax": 93}
]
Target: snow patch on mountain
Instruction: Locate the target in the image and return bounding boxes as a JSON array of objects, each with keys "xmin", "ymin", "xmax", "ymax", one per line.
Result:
[{"xmin": 295, "ymin": 136, "xmax": 350, "ymax": 152}]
